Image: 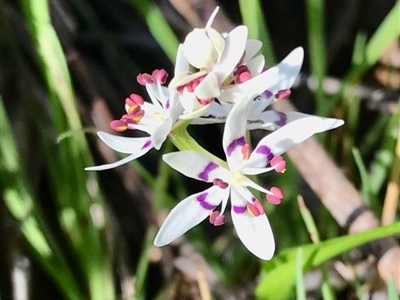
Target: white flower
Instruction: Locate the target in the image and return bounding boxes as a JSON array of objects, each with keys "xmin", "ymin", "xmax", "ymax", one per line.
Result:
[
  {"xmin": 154, "ymin": 97, "xmax": 344, "ymax": 259},
  {"xmin": 85, "ymin": 69, "xmax": 182, "ymax": 171},
  {"xmin": 169, "ymin": 7, "xmax": 250, "ymax": 119},
  {"xmin": 191, "ymin": 47, "xmax": 339, "ymax": 132}
]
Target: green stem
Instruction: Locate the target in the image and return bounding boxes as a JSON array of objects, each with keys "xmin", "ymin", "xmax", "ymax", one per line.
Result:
[{"xmin": 169, "ymin": 120, "xmax": 227, "ymax": 167}]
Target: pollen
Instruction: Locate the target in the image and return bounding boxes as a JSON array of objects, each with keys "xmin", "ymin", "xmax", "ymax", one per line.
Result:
[{"xmin": 230, "ymin": 171, "xmax": 245, "ymax": 185}]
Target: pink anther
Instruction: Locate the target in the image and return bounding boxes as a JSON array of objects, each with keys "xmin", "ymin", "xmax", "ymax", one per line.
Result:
[
  {"xmin": 152, "ymin": 69, "xmax": 168, "ymax": 84},
  {"xmin": 136, "ymin": 73, "xmax": 153, "ymax": 86},
  {"xmin": 237, "ymin": 71, "xmax": 251, "ymax": 83},
  {"xmin": 270, "ymin": 155, "xmax": 286, "ymax": 173},
  {"xmin": 275, "ymin": 89, "xmax": 291, "ymax": 100},
  {"xmin": 212, "ymin": 178, "xmax": 229, "ymax": 189},
  {"xmin": 209, "ymin": 211, "xmax": 225, "ymax": 226},
  {"xmin": 266, "ymin": 187, "xmax": 284, "ymax": 205},
  {"xmin": 110, "ymin": 120, "xmax": 128, "ymax": 132},
  {"xmin": 241, "ymin": 144, "xmax": 251, "ymax": 160},
  {"xmin": 129, "ymin": 93, "xmax": 145, "ymax": 105}
]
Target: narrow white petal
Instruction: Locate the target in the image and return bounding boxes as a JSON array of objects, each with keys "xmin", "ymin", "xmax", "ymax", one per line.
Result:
[
  {"xmin": 230, "ymin": 187, "xmax": 275, "ymax": 260},
  {"xmin": 246, "ymin": 54, "xmax": 265, "ymax": 76},
  {"xmin": 154, "ymin": 186, "xmax": 226, "ymax": 246},
  {"xmin": 96, "ymin": 132, "xmax": 150, "ymax": 154},
  {"xmin": 206, "ymin": 7, "xmax": 219, "ymax": 28},
  {"xmin": 85, "ymin": 145, "xmax": 152, "ymax": 171},
  {"xmin": 243, "ymin": 39, "xmax": 263, "ymax": 63},
  {"xmin": 194, "ymin": 72, "xmax": 221, "ymax": 99},
  {"xmin": 163, "ymin": 151, "xmax": 231, "ymax": 182},
  {"xmin": 179, "ymin": 103, "xmax": 212, "ymax": 120},
  {"xmin": 268, "ymin": 47, "xmax": 304, "ymax": 96},
  {"xmin": 191, "ymin": 101, "xmax": 228, "ymax": 125},
  {"xmin": 253, "ymin": 110, "xmax": 344, "ymax": 131},
  {"xmin": 223, "ymin": 98, "xmax": 253, "ymax": 171},
  {"xmin": 213, "ymin": 26, "xmax": 248, "ymax": 84},
  {"xmin": 219, "ymin": 66, "xmax": 279, "ymax": 104},
  {"xmin": 151, "ymin": 118, "xmax": 173, "ymax": 150},
  {"xmin": 245, "ymin": 116, "xmax": 344, "ymax": 168},
  {"xmin": 175, "ymin": 44, "xmax": 189, "ymax": 75},
  {"xmin": 145, "ymin": 84, "xmax": 163, "ymax": 112}
]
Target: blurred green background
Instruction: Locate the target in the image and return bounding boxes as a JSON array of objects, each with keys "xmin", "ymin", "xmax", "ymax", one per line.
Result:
[{"xmin": 1, "ymin": 0, "xmax": 399, "ymax": 299}]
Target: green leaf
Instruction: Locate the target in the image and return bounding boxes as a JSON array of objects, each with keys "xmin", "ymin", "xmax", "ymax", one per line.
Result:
[
  {"xmin": 256, "ymin": 222, "xmax": 400, "ymax": 300},
  {"xmin": 388, "ymin": 276, "xmax": 400, "ymax": 300}
]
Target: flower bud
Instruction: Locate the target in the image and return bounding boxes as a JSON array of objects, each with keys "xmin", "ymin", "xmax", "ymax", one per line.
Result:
[{"xmin": 183, "ymin": 28, "xmax": 225, "ymax": 69}]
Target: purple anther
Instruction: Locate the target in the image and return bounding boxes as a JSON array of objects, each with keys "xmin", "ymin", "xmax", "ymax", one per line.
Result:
[
  {"xmin": 212, "ymin": 178, "xmax": 229, "ymax": 189},
  {"xmin": 209, "ymin": 211, "xmax": 225, "ymax": 226}
]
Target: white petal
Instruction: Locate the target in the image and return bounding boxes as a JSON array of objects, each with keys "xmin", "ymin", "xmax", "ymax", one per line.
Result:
[
  {"xmin": 179, "ymin": 102, "xmax": 212, "ymax": 120},
  {"xmin": 223, "ymin": 98, "xmax": 253, "ymax": 171},
  {"xmin": 245, "ymin": 116, "xmax": 344, "ymax": 168},
  {"xmin": 145, "ymin": 84, "xmax": 163, "ymax": 112},
  {"xmin": 268, "ymin": 47, "xmax": 304, "ymax": 96},
  {"xmin": 194, "ymin": 72, "xmax": 221, "ymax": 99},
  {"xmin": 230, "ymin": 187, "xmax": 275, "ymax": 260},
  {"xmin": 163, "ymin": 151, "xmax": 231, "ymax": 182},
  {"xmin": 191, "ymin": 101, "xmax": 228, "ymax": 125},
  {"xmin": 183, "ymin": 29, "xmax": 217, "ymax": 69},
  {"xmin": 96, "ymin": 132, "xmax": 150, "ymax": 154},
  {"xmin": 85, "ymin": 140, "xmax": 152, "ymax": 171},
  {"xmin": 154, "ymin": 186, "xmax": 227, "ymax": 246},
  {"xmin": 219, "ymin": 66, "xmax": 279, "ymax": 104},
  {"xmin": 246, "ymin": 54, "xmax": 265, "ymax": 76},
  {"xmin": 213, "ymin": 26, "xmax": 248, "ymax": 84},
  {"xmin": 243, "ymin": 39, "xmax": 263, "ymax": 63},
  {"xmin": 206, "ymin": 7, "xmax": 219, "ymax": 28},
  {"xmin": 151, "ymin": 118, "xmax": 173, "ymax": 150},
  {"xmin": 169, "ymin": 71, "xmax": 207, "ymax": 90},
  {"xmin": 175, "ymin": 44, "xmax": 189, "ymax": 75}
]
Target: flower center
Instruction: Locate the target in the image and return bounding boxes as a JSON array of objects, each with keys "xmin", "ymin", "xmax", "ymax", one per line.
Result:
[{"xmin": 230, "ymin": 171, "xmax": 245, "ymax": 185}]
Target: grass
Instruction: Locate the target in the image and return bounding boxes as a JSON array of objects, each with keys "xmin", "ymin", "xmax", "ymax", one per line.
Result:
[{"xmin": 1, "ymin": 0, "xmax": 399, "ymax": 299}]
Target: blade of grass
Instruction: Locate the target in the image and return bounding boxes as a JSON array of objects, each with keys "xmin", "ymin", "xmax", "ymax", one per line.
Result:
[
  {"xmin": 296, "ymin": 249, "xmax": 306, "ymax": 300},
  {"xmin": 131, "ymin": 0, "xmax": 179, "ymax": 62},
  {"xmin": 238, "ymin": 0, "xmax": 276, "ymax": 64},
  {"xmin": 20, "ymin": 0, "xmax": 114, "ymax": 298},
  {"xmin": 0, "ymin": 97, "xmax": 84, "ymax": 300},
  {"xmin": 352, "ymin": 148, "xmax": 373, "ymax": 207},
  {"xmin": 305, "ymin": 0, "xmax": 327, "ymax": 115}
]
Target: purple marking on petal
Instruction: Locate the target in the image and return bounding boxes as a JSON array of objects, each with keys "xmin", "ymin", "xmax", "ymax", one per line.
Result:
[
  {"xmin": 141, "ymin": 139, "xmax": 152, "ymax": 149},
  {"xmin": 274, "ymin": 112, "xmax": 287, "ymax": 127},
  {"xmin": 256, "ymin": 145, "xmax": 274, "ymax": 161},
  {"xmin": 247, "ymin": 119, "xmax": 263, "ymax": 125},
  {"xmin": 262, "ymin": 90, "xmax": 273, "ymax": 99},
  {"xmin": 233, "ymin": 205, "xmax": 246, "ymax": 214},
  {"xmin": 198, "ymin": 162, "xmax": 218, "ymax": 181},
  {"xmin": 196, "ymin": 192, "xmax": 217, "ymax": 210},
  {"xmin": 226, "ymin": 136, "xmax": 246, "ymax": 156},
  {"xmin": 165, "ymin": 99, "xmax": 170, "ymax": 110}
]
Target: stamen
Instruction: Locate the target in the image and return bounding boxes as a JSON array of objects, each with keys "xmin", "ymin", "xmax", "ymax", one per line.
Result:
[
  {"xmin": 266, "ymin": 187, "xmax": 284, "ymax": 205},
  {"xmin": 137, "ymin": 73, "xmax": 153, "ymax": 86},
  {"xmin": 241, "ymin": 144, "xmax": 251, "ymax": 160},
  {"xmin": 275, "ymin": 89, "xmax": 291, "ymax": 100},
  {"xmin": 110, "ymin": 120, "xmax": 128, "ymax": 132},
  {"xmin": 270, "ymin": 156, "xmax": 286, "ymax": 173},
  {"xmin": 209, "ymin": 211, "xmax": 225, "ymax": 226},
  {"xmin": 237, "ymin": 71, "xmax": 251, "ymax": 83},
  {"xmin": 212, "ymin": 178, "xmax": 229, "ymax": 189},
  {"xmin": 246, "ymin": 198, "xmax": 264, "ymax": 217},
  {"xmin": 129, "ymin": 94, "xmax": 145, "ymax": 105},
  {"xmin": 152, "ymin": 69, "xmax": 168, "ymax": 84}
]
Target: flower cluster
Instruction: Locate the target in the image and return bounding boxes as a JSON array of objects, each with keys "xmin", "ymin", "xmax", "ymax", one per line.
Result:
[{"xmin": 86, "ymin": 7, "xmax": 344, "ymax": 260}]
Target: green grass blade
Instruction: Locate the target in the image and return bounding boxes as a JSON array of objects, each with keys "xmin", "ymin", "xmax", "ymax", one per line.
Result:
[
  {"xmin": 388, "ymin": 276, "xmax": 400, "ymax": 300},
  {"xmin": 296, "ymin": 249, "xmax": 306, "ymax": 300},
  {"xmin": 352, "ymin": 148, "xmax": 373, "ymax": 206},
  {"xmin": 305, "ymin": 0, "xmax": 327, "ymax": 115},
  {"xmin": 238, "ymin": 0, "xmax": 276, "ymax": 64},
  {"xmin": 256, "ymin": 222, "xmax": 400, "ymax": 300},
  {"xmin": 131, "ymin": 0, "xmax": 179, "ymax": 62}
]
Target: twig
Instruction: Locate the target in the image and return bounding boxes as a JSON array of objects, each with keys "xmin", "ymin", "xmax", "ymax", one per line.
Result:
[{"xmin": 167, "ymin": 0, "xmax": 400, "ymax": 292}]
